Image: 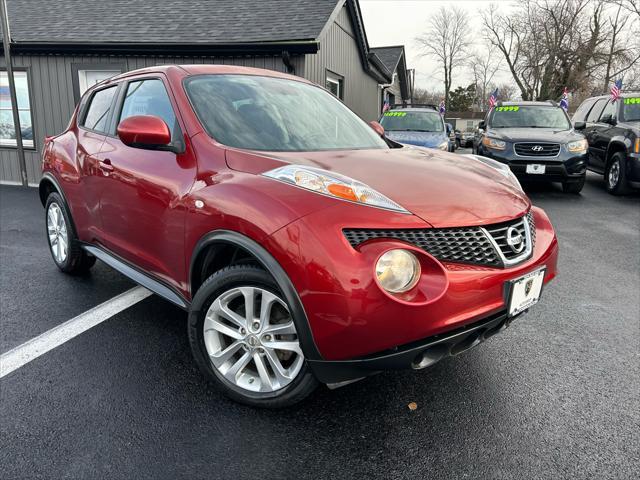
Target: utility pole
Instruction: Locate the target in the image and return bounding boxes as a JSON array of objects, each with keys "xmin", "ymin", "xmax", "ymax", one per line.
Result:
[{"xmin": 1, "ymin": 0, "xmax": 28, "ymax": 186}]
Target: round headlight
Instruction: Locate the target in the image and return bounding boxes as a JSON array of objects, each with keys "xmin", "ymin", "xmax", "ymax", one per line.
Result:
[{"xmin": 375, "ymin": 249, "xmax": 421, "ymax": 293}]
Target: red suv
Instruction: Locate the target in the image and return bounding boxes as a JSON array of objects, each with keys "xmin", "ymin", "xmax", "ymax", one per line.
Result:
[{"xmin": 40, "ymin": 65, "xmax": 558, "ymax": 407}]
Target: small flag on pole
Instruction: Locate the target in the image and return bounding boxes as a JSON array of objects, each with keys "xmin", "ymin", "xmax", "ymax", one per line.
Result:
[
  {"xmin": 560, "ymin": 87, "xmax": 569, "ymax": 111},
  {"xmin": 488, "ymin": 88, "xmax": 499, "ymax": 110},
  {"xmin": 610, "ymin": 79, "xmax": 622, "ymax": 101},
  {"xmin": 439, "ymin": 100, "xmax": 446, "ymax": 116},
  {"xmin": 382, "ymin": 100, "xmax": 390, "ymax": 112}
]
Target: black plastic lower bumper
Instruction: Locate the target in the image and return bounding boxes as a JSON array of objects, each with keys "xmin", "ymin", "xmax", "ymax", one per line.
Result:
[{"xmin": 308, "ymin": 310, "xmax": 520, "ymax": 384}]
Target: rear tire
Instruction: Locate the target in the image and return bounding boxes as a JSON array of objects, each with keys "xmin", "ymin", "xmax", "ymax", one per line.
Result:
[
  {"xmin": 562, "ymin": 175, "xmax": 586, "ymax": 194},
  {"xmin": 605, "ymin": 153, "xmax": 631, "ymax": 195},
  {"xmin": 45, "ymin": 192, "xmax": 95, "ymax": 274},
  {"xmin": 188, "ymin": 264, "xmax": 318, "ymax": 408}
]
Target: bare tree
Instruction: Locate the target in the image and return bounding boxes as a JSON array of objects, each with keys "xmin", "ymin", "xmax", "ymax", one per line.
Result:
[
  {"xmin": 415, "ymin": 6, "xmax": 470, "ymax": 108},
  {"xmin": 468, "ymin": 48, "xmax": 501, "ymax": 110}
]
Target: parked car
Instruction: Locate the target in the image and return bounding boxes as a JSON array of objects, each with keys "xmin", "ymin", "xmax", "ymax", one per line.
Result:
[
  {"xmin": 460, "ymin": 131, "xmax": 475, "ymax": 148},
  {"xmin": 572, "ymin": 92, "xmax": 640, "ymax": 194},
  {"xmin": 474, "ymin": 101, "xmax": 588, "ymax": 193},
  {"xmin": 379, "ymin": 106, "xmax": 450, "ymax": 151},
  {"xmin": 446, "ymin": 122, "xmax": 456, "ymax": 152},
  {"xmin": 40, "ymin": 65, "xmax": 558, "ymax": 407}
]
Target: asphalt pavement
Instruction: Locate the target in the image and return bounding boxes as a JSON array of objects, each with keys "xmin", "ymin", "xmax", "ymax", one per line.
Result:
[{"xmin": 1, "ymin": 158, "xmax": 639, "ymax": 479}]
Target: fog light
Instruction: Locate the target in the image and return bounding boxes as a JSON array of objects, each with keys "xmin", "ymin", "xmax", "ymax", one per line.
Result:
[{"xmin": 375, "ymin": 249, "xmax": 421, "ymax": 293}]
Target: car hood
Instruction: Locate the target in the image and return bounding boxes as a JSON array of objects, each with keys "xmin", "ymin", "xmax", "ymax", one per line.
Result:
[
  {"xmin": 384, "ymin": 131, "xmax": 447, "ymax": 148},
  {"xmin": 226, "ymin": 146, "xmax": 529, "ymax": 228},
  {"xmin": 618, "ymin": 121, "xmax": 640, "ymax": 134},
  {"xmin": 486, "ymin": 127, "xmax": 583, "ymax": 143}
]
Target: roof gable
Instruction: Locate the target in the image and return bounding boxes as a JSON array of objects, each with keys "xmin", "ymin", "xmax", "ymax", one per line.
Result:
[{"xmin": 369, "ymin": 46, "xmax": 404, "ymax": 74}]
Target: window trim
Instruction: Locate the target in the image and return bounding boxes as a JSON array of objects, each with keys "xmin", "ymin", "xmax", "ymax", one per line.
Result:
[
  {"xmin": 78, "ymin": 84, "xmax": 121, "ymax": 136},
  {"xmin": 0, "ymin": 68, "xmax": 36, "ymax": 150},
  {"xmin": 71, "ymin": 63, "xmax": 126, "ymax": 104},
  {"xmin": 325, "ymin": 70, "xmax": 344, "ymax": 101},
  {"xmin": 110, "ymin": 75, "xmax": 185, "ymax": 151}
]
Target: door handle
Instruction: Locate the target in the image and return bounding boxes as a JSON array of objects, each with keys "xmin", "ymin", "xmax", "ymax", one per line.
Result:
[{"xmin": 99, "ymin": 158, "xmax": 114, "ymax": 172}]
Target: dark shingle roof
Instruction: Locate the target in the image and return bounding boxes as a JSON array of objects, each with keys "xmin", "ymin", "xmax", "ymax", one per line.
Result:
[
  {"xmin": 369, "ymin": 46, "xmax": 404, "ymax": 73},
  {"xmin": 4, "ymin": 0, "xmax": 339, "ymax": 44}
]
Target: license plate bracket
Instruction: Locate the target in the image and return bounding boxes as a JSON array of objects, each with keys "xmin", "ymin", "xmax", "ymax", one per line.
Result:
[
  {"xmin": 526, "ymin": 164, "xmax": 546, "ymax": 174},
  {"xmin": 506, "ymin": 267, "xmax": 546, "ymax": 317}
]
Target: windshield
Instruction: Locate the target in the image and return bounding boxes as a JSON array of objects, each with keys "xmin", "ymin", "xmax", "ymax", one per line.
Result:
[
  {"xmin": 379, "ymin": 111, "xmax": 444, "ymax": 132},
  {"xmin": 621, "ymin": 98, "xmax": 640, "ymax": 122},
  {"xmin": 184, "ymin": 75, "xmax": 388, "ymax": 152},
  {"xmin": 489, "ymin": 106, "xmax": 571, "ymax": 129}
]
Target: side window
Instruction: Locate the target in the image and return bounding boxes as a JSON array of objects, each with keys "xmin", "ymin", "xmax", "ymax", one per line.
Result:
[
  {"xmin": 119, "ymin": 79, "xmax": 177, "ymax": 135},
  {"xmin": 586, "ymin": 99, "xmax": 607, "ymax": 123},
  {"xmin": 598, "ymin": 100, "xmax": 616, "ymax": 121},
  {"xmin": 572, "ymin": 98, "xmax": 596, "ymax": 122},
  {"xmin": 81, "ymin": 86, "xmax": 117, "ymax": 133}
]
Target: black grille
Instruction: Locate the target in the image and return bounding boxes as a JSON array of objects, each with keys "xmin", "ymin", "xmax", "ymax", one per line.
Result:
[
  {"xmin": 514, "ymin": 142, "xmax": 560, "ymax": 157},
  {"xmin": 485, "ymin": 216, "xmax": 529, "ymax": 262},
  {"xmin": 343, "ymin": 213, "xmax": 536, "ymax": 268}
]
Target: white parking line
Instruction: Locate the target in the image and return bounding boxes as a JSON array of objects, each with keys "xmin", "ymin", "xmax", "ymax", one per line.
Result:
[{"xmin": 0, "ymin": 286, "xmax": 152, "ymax": 378}]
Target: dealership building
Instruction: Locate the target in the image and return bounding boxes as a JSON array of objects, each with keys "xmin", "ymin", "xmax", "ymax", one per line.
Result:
[{"xmin": 0, "ymin": 0, "xmax": 412, "ymax": 185}]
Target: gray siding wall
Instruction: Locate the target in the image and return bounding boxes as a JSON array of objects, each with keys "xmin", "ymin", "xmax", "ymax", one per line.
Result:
[
  {"xmin": 0, "ymin": 53, "xmax": 304, "ymax": 184},
  {"xmin": 303, "ymin": 5, "xmax": 381, "ymax": 122}
]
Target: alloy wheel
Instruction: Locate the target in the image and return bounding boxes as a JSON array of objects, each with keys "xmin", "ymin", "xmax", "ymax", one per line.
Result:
[
  {"xmin": 203, "ymin": 286, "xmax": 304, "ymax": 393},
  {"xmin": 47, "ymin": 202, "xmax": 68, "ymax": 263},
  {"xmin": 608, "ymin": 160, "xmax": 620, "ymax": 189}
]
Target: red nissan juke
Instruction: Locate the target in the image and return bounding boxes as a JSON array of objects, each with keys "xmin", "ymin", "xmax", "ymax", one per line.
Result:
[{"xmin": 40, "ymin": 65, "xmax": 558, "ymax": 407}]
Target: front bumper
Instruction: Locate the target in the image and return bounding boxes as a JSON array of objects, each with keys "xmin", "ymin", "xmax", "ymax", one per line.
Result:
[
  {"xmin": 478, "ymin": 145, "xmax": 587, "ymax": 182},
  {"xmin": 266, "ymin": 205, "xmax": 558, "ymax": 363},
  {"xmin": 628, "ymin": 152, "xmax": 640, "ymax": 188},
  {"xmin": 309, "ymin": 309, "xmax": 519, "ymax": 384}
]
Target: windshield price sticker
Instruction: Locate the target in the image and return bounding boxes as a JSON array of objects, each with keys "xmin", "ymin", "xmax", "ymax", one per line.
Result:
[
  {"xmin": 384, "ymin": 111, "xmax": 407, "ymax": 117},
  {"xmin": 623, "ymin": 98, "xmax": 640, "ymax": 105},
  {"xmin": 495, "ymin": 106, "xmax": 520, "ymax": 112}
]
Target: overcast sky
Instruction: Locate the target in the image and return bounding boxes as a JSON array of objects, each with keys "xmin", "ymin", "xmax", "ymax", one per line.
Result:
[{"xmin": 360, "ymin": 0, "xmax": 516, "ymax": 91}]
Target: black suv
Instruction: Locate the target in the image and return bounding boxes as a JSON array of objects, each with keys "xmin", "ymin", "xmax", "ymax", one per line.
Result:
[
  {"xmin": 572, "ymin": 92, "xmax": 640, "ymax": 195},
  {"xmin": 474, "ymin": 101, "xmax": 588, "ymax": 193}
]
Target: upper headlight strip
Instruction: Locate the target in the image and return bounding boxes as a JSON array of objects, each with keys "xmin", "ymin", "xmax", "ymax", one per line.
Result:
[{"xmin": 263, "ymin": 165, "xmax": 410, "ymax": 214}]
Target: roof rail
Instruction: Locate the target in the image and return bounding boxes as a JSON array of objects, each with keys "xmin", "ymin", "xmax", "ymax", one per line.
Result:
[{"xmin": 391, "ymin": 103, "xmax": 437, "ymax": 110}]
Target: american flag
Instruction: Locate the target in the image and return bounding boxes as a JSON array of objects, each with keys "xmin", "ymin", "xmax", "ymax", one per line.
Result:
[
  {"xmin": 560, "ymin": 87, "xmax": 569, "ymax": 111},
  {"xmin": 382, "ymin": 100, "xmax": 390, "ymax": 112},
  {"xmin": 488, "ymin": 88, "xmax": 499, "ymax": 110},
  {"xmin": 610, "ymin": 79, "xmax": 622, "ymax": 101},
  {"xmin": 439, "ymin": 100, "xmax": 445, "ymax": 116}
]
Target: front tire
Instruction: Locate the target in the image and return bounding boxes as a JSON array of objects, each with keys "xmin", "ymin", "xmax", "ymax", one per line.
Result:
[
  {"xmin": 188, "ymin": 264, "xmax": 318, "ymax": 408},
  {"xmin": 562, "ymin": 174, "xmax": 586, "ymax": 194},
  {"xmin": 605, "ymin": 153, "xmax": 631, "ymax": 195},
  {"xmin": 45, "ymin": 192, "xmax": 95, "ymax": 274}
]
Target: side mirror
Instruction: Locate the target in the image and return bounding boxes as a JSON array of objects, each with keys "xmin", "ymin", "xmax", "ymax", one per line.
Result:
[
  {"xmin": 601, "ymin": 114, "xmax": 616, "ymax": 126},
  {"xmin": 574, "ymin": 121, "xmax": 586, "ymax": 130},
  {"xmin": 478, "ymin": 120, "xmax": 486, "ymax": 130},
  {"xmin": 369, "ymin": 120, "xmax": 385, "ymax": 138},
  {"xmin": 117, "ymin": 115, "xmax": 174, "ymax": 151}
]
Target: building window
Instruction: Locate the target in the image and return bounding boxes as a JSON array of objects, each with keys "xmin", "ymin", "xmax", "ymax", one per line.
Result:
[
  {"xmin": 78, "ymin": 69, "xmax": 121, "ymax": 96},
  {"xmin": 326, "ymin": 72, "xmax": 344, "ymax": 100},
  {"xmin": 0, "ymin": 71, "xmax": 34, "ymax": 148}
]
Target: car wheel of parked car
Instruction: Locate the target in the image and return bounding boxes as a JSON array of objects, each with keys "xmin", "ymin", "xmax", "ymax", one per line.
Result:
[
  {"xmin": 188, "ymin": 264, "xmax": 318, "ymax": 407},
  {"xmin": 605, "ymin": 153, "xmax": 631, "ymax": 195},
  {"xmin": 562, "ymin": 174, "xmax": 586, "ymax": 194},
  {"xmin": 45, "ymin": 192, "xmax": 95, "ymax": 274}
]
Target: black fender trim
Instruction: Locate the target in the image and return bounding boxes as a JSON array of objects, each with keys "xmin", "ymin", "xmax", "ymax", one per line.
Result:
[
  {"xmin": 190, "ymin": 230, "xmax": 322, "ymax": 361},
  {"xmin": 39, "ymin": 172, "xmax": 82, "ymax": 238},
  {"xmin": 82, "ymin": 244, "xmax": 190, "ymax": 310}
]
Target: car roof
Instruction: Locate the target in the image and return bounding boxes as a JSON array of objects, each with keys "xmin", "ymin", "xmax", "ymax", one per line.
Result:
[
  {"xmin": 583, "ymin": 91, "xmax": 640, "ymax": 101},
  {"xmin": 390, "ymin": 107, "xmax": 439, "ymax": 113},
  {"xmin": 499, "ymin": 101, "xmax": 557, "ymax": 107},
  {"xmin": 107, "ymin": 64, "xmax": 311, "ymax": 84}
]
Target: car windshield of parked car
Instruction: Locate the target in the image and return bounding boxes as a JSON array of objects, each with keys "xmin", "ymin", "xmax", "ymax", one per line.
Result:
[
  {"xmin": 379, "ymin": 111, "xmax": 444, "ymax": 132},
  {"xmin": 621, "ymin": 98, "xmax": 640, "ymax": 122},
  {"xmin": 489, "ymin": 106, "xmax": 571, "ymax": 129},
  {"xmin": 184, "ymin": 75, "xmax": 388, "ymax": 152}
]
